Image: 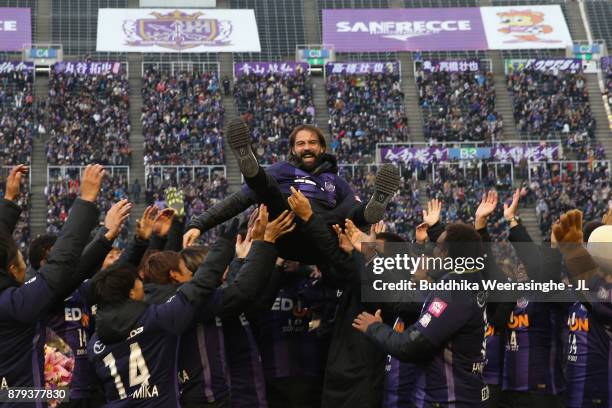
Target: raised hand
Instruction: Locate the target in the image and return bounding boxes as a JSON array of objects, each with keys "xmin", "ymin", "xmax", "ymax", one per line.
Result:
[
  {"xmin": 264, "ymin": 210, "xmax": 296, "ymax": 243},
  {"xmin": 153, "ymin": 208, "xmax": 176, "ymax": 238},
  {"xmin": 104, "ymin": 199, "xmax": 132, "ymax": 240},
  {"xmin": 553, "ymin": 210, "xmax": 584, "ymax": 244},
  {"xmin": 80, "ymin": 164, "xmax": 106, "ymax": 203},
  {"xmin": 475, "ymin": 190, "xmax": 498, "ymax": 230},
  {"xmin": 422, "ymin": 198, "xmax": 442, "ymax": 227},
  {"xmin": 136, "ymin": 206, "xmax": 158, "ymax": 241},
  {"xmin": 344, "ymin": 219, "xmax": 377, "ymax": 253},
  {"xmin": 235, "ymin": 227, "xmax": 253, "ymax": 259},
  {"xmin": 503, "ymin": 188, "xmax": 521, "ymax": 222},
  {"xmin": 352, "ymin": 309, "xmax": 383, "ymax": 334},
  {"xmin": 287, "ymin": 186, "xmax": 313, "ymax": 222},
  {"xmin": 333, "ymin": 224, "xmax": 354, "ymax": 254},
  {"xmin": 183, "ymin": 228, "xmax": 201, "ymax": 248},
  {"xmin": 251, "ymin": 204, "xmax": 269, "ymax": 241},
  {"xmin": 4, "ymin": 164, "xmax": 28, "ymax": 202},
  {"xmin": 415, "ymin": 222, "xmax": 429, "ymax": 244}
]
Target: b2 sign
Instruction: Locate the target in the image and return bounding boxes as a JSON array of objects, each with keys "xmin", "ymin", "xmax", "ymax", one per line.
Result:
[
  {"xmin": 0, "ymin": 8, "xmax": 31, "ymax": 52},
  {"xmin": 96, "ymin": 9, "xmax": 261, "ymax": 52},
  {"xmin": 323, "ymin": 5, "xmax": 572, "ymax": 52}
]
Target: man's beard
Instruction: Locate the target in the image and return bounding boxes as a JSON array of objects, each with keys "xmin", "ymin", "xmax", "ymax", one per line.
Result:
[{"xmin": 295, "ymin": 150, "xmax": 322, "ymax": 171}]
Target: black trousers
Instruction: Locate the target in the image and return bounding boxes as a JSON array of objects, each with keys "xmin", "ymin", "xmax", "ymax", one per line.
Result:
[
  {"xmin": 245, "ymin": 168, "xmax": 368, "ymax": 264},
  {"xmin": 182, "ymin": 395, "xmax": 230, "ymax": 408},
  {"xmin": 498, "ymin": 390, "xmax": 563, "ymax": 408},
  {"xmin": 266, "ymin": 377, "xmax": 323, "ymax": 408}
]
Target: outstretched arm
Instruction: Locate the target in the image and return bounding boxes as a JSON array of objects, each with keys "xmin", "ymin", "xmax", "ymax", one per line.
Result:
[
  {"xmin": 184, "ymin": 190, "xmax": 255, "ymax": 247},
  {"xmin": 0, "ymin": 165, "xmax": 28, "ymax": 235}
]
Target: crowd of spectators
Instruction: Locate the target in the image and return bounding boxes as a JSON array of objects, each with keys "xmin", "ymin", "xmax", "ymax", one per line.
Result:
[
  {"xmin": 45, "ymin": 170, "xmax": 130, "ymax": 247},
  {"xmin": 46, "ymin": 69, "xmax": 131, "ymax": 165},
  {"xmin": 0, "ymin": 70, "xmax": 36, "ymax": 166},
  {"xmin": 507, "ymin": 69, "xmax": 598, "ymax": 158},
  {"xmin": 530, "ymin": 162, "xmax": 611, "ymax": 240},
  {"xmin": 234, "ymin": 72, "xmax": 315, "ymax": 164},
  {"xmin": 426, "ymin": 164, "xmax": 515, "ymax": 241},
  {"xmin": 142, "ymin": 67, "xmax": 224, "ymax": 165},
  {"xmin": 416, "ymin": 68, "xmax": 502, "ymax": 143},
  {"xmin": 327, "ymin": 73, "xmax": 409, "ymax": 163},
  {"xmin": 145, "ymin": 168, "xmax": 229, "ymax": 244},
  {"xmin": 339, "ymin": 166, "xmax": 422, "ymax": 241}
]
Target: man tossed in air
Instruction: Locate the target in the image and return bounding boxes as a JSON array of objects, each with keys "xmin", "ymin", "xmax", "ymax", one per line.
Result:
[{"xmin": 184, "ymin": 120, "xmax": 400, "ymax": 264}]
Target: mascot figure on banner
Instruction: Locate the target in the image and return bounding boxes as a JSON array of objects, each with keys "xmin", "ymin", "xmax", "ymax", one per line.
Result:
[{"xmin": 496, "ymin": 10, "xmax": 559, "ymax": 44}]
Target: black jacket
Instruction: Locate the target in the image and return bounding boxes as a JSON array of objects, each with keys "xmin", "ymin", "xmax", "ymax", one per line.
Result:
[
  {"xmin": 301, "ymin": 213, "xmax": 398, "ymax": 408},
  {"xmin": 0, "ymin": 197, "xmax": 99, "ymax": 397}
]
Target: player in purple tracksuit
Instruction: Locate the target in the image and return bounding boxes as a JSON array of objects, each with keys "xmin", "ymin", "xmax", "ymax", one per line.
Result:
[
  {"xmin": 253, "ymin": 262, "xmax": 327, "ymax": 408},
  {"xmin": 565, "ymin": 295, "xmax": 612, "ymax": 408},
  {"xmin": 222, "ymin": 254, "xmax": 270, "ymax": 408},
  {"xmin": 184, "ymin": 121, "xmax": 401, "ymax": 265},
  {"xmin": 354, "ymin": 223, "xmax": 491, "ymax": 408},
  {"xmin": 0, "ymin": 164, "xmax": 105, "ymax": 408}
]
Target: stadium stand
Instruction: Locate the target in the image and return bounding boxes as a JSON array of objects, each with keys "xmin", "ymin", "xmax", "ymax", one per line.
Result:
[
  {"xmin": 51, "ymin": 0, "xmax": 127, "ymax": 55},
  {"xmin": 45, "ymin": 167, "xmax": 130, "ymax": 246},
  {"xmin": 230, "ymin": 0, "xmax": 306, "ymax": 62},
  {"xmin": 0, "ymin": 68, "xmax": 35, "ymax": 166},
  {"xmin": 327, "ymin": 70, "xmax": 409, "ymax": 163},
  {"xmin": 416, "ymin": 63, "xmax": 502, "ymax": 142},
  {"xmin": 46, "ymin": 67, "xmax": 131, "ymax": 165},
  {"xmin": 141, "ymin": 66, "xmax": 225, "ymax": 166},
  {"xmin": 506, "ymin": 68, "xmax": 602, "ymax": 158},
  {"xmin": 586, "ymin": 1, "xmax": 612, "ymax": 46},
  {"xmin": 339, "ymin": 165, "xmax": 423, "ymax": 241},
  {"xmin": 145, "ymin": 166, "xmax": 229, "ymax": 244},
  {"xmin": 530, "ymin": 161, "xmax": 610, "ymax": 240},
  {"xmin": 234, "ymin": 70, "xmax": 315, "ymax": 164}
]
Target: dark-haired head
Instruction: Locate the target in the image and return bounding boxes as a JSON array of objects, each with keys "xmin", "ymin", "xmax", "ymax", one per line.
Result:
[
  {"xmin": 438, "ymin": 223, "xmax": 484, "ymax": 260},
  {"xmin": 92, "ymin": 264, "xmax": 142, "ymax": 305},
  {"xmin": 28, "ymin": 234, "xmax": 57, "ymax": 271},
  {"xmin": 143, "ymin": 251, "xmax": 192, "ymax": 285},
  {"xmin": 180, "ymin": 246, "xmax": 209, "ymax": 273},
  {"xmin": 0, "ymin": 232, "xmax": 26, "ymax": 284}
]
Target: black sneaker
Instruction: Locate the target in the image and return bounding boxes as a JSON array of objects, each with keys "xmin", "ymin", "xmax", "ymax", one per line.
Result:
[
  {"xmin": 364, "ymin": 164, "xmax": 401, "ymax": 224},
  {"xmin": 225, "ymin": 118, "xmax": 259, "ymax": 178}
]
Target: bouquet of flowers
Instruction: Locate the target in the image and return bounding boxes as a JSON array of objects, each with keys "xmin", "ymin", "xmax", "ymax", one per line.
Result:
[{"xmin": 44, "ymin": 330, "xmax": 75, "ymax": 408}]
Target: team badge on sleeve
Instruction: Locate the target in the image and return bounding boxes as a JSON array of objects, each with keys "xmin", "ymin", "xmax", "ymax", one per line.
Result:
[{"xmin": 427, "ymin": 298, "xmax": 448, "ymax": 317}]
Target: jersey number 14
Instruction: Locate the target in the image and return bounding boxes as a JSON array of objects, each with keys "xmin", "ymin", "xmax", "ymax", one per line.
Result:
[{"xmin": 103, "ymin": 342, "xmax": 151, "ymax": 399}]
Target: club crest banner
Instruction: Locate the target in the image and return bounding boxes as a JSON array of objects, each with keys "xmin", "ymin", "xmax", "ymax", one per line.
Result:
[{"xmin": 96, "ymin": 9, "xmax": 261, "ymax": 52}]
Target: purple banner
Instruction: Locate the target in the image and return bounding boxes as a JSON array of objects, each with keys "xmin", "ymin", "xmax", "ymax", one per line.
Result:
[
  {"xmin": 506, "ymin": 58, "xmax": 582, "ymax": 73},
  {"xmin": 54, "ymin": 61, "xmax": 123, "ymax": 75},
  {"xmin": 381, "ymin": 145, "xmax": 560, "ymax": 163},
  {"xmin": 234, "ymin": 62, "xmax": 309, "ymax": 77},
  {"xmin": 381, "ymin": 147, "xmax": 448, "ymax": 164},
  {"xmin": 419, "ymin": 60, "xmax": 481, "ymax": 72},
  {"xmin": 0, "ymin": 8, "xmax": 31, "ymax": 52},
  {"xmin": 0, "ymin": 61, "xmax": 34, "ymax": 74},
  {"xmin": 492, "ymin": 145, "xmax": 560, "ymax": 162},
  {"xmin": 322, "ymin": 8, "xmax": 487, "ymax": 52},
  {"xmin": 325, "ymin": 61, "xmax": 400, "ymax": 75},
  {"xmin": 602, "ymin": 57, "xmax": 611, "ymax": 71}
]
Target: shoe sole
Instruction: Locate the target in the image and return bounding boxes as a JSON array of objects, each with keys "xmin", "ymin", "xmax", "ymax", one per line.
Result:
[
  {"xmin": 225, "ymin": 118, "xmax": 259, "ymax": 178},
  {"xmin": 364, "ymin": 164, "xmax": 401, "ymax": 224}
]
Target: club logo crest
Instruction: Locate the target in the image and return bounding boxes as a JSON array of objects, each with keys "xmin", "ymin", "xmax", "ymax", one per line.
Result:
[{"xmin": 123, "ymin": 10, "xmax": 232, "ymax": 50}]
